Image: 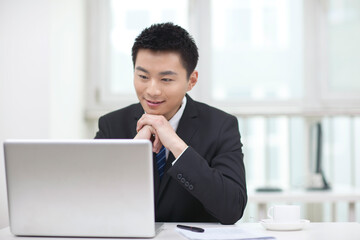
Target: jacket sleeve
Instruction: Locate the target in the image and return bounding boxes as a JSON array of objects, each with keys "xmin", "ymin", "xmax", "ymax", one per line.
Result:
[
  {"xmin": 94, "ymin": 116, "xmax": 109, "ymax": 139},
  {"xmin": 167, "ymin": 115, "xmax": 247, "ymax": 224}
]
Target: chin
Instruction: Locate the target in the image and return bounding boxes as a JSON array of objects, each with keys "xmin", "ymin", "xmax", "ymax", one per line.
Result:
[
  {"xmin": 149, "ymin": 111, "xmax": 164, "ymax": 116},
  {"xmin": 142, "ymin": 107, "xmax": 162, "ymax": 116}
]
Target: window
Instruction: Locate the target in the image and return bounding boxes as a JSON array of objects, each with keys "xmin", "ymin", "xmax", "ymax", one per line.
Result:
[
  {"xmin": 88, "ymin": 0, "xmax": 360, "ymax": 111},
  {"xmin": 326, "ymin": 0, "xmax": 360, "ymax": 96},
  {"xmin": 210, "ymin": 0, "xmax": 303, "ymax": 101}
]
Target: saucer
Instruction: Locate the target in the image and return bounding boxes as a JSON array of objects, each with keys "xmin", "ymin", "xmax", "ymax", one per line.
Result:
[{"xmin": 260, "ymin": 219, "xmax": 310, "ymax": 231}]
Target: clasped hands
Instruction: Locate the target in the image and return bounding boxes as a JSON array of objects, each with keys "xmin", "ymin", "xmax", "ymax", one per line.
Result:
[{"xmin": 134, "ymin": 114, "xmax": 187, "ymax": 159}]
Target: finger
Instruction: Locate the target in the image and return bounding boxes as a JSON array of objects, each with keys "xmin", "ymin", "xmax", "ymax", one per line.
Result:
[
  {"xmin": 136, "ymin": 114, "xmax": 152, "ymax": 132},
  {"xmin": 134, "ymin": 125, "xmax": 151, "ymax": 140},
  {"xmin": 136, "ymin": 117, "xmax": 145, "ymax": 133},
  {"xmin": 153, "ymin": 134, "xmax": 161, "ymax": 153}
]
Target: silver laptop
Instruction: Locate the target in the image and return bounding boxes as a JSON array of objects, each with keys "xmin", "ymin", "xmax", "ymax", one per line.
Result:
[{"xmin": 4, "ymin": 139, "xmax": 160, "ymax": 238}]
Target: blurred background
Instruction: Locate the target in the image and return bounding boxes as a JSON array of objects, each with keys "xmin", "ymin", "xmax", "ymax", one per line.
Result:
[{"xmin": 1, "ymin": 0, "xmax": 360, "ymax": 227}]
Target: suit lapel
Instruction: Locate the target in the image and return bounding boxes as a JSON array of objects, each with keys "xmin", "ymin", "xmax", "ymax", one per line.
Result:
[
  {"xmin": 175, "ymin": 95, "xmax": 199, "ymax": 148},
  {"xmin": 156, "ymin": 95, "xmax": 199, "ymax": 204}
]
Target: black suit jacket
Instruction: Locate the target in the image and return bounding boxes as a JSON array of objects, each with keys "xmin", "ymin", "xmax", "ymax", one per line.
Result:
[{"xmin": 95, "ymin": 95, "xmax": 247, "ymax": 224}]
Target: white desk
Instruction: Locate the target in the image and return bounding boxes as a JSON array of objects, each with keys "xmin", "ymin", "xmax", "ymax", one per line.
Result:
[
  {"xmin": 248, "ymin": 187, "xmax": 360, "ymax": 221},
  {"xmin": 1, "ymin": 222, "xmax": 360, "ymax": 240}
]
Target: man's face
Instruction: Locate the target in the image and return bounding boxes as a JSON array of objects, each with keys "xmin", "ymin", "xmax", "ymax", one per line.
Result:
[{"xmin": 134, "ymin": 49, "xmax": 197, "ymax": 120}]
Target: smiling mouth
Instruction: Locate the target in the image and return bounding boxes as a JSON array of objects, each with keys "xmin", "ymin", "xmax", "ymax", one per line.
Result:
[{"xmin": 146, "ymin": 99, "xmax": 165, "ymax": 106}]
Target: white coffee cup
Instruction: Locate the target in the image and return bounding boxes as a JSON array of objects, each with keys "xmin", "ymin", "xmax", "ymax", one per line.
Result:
[{"xmin": 267, "ymin": 205, "xmax": 300, "ymax": 223}]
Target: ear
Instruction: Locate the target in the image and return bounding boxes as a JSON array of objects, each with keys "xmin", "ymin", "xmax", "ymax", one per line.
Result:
[{"xmin": 187, "ymin": 70, "xmax": 198, "ymax": 91}]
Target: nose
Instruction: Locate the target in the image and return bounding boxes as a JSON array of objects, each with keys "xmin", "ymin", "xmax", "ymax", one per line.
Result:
[{"xmin": 146, "ymin": 79, "xmax": 161, "ymax": 97}]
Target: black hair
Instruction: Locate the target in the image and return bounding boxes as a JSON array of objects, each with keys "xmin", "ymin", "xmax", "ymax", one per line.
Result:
[{"xmin": 132, "ymin": 22, "xmax": 199, "ymax": 79}]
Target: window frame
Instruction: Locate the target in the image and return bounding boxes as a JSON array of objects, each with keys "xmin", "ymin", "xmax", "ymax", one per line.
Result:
[{"xmin": 85, "ymin": 0, "xmax": 360, "ymax": 119}]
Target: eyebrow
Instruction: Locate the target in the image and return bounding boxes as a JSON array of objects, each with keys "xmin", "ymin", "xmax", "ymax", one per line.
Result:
[
  {"xmin": 135, "ymin": 66, "xmax": 177, "ymax": 76},
  {"xmin": 135, "ymin": 66, "xmax": 149, "ymax": 74},
  {"xmin": 159, "ymin": 70, "xmax": 177, "ymax": 76}
]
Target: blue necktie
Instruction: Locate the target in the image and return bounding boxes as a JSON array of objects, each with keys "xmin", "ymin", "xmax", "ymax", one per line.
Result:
[{"xmin": 156, "ymin": 146, "xmax": 166, "ymax": 180}]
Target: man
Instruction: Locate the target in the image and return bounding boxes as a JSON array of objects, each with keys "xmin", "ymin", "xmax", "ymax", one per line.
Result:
[{"xmin": 95, "ymin": 23, "xmax": 247, "ymax": 224}]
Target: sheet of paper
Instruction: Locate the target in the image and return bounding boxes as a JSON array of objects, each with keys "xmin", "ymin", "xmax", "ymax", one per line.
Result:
[{"xmin": 177, "ymin": 227, "xmax": 276, "ymax": 240}]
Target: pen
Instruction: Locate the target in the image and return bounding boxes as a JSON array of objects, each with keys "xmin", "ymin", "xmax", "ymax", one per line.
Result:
[{"xmin": 177, "ymin": 224, "xmax": 205, "ymax": 233}]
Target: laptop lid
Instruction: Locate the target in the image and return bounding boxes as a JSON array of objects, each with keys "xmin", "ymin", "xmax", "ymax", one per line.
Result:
[{"xmin": 4, "ymin": 139, "xmax": 157, "ymax": 238}]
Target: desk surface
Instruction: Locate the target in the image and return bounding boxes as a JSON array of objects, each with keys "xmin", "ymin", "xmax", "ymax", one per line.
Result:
[{"xmin": 1, "ymin": 222, "xmax": 359, "ymax": 240}]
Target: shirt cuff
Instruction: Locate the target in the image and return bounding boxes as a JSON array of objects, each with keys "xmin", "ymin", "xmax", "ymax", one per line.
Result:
[{"xmin": 171, "ymin": 146, "xmax": 189, "ymax": 166}]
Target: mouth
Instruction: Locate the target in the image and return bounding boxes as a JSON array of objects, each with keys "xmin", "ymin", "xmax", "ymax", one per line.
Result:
[{"xmin": 145, "ymin": 99, "xmax": 165, "ymax": 107}]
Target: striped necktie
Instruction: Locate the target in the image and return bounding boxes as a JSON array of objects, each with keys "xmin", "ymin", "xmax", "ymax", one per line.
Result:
[{"xmin": 156, "ymin": 146, "xmax": 166, "ymax": 180}]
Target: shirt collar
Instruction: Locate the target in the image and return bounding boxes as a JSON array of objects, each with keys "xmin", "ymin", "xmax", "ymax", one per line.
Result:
[{"xmin": 168, "ymin": 96, "xmax": 187, "ymax": 132}]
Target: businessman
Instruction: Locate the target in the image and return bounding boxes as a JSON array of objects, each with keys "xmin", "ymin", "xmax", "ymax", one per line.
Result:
[{"xmin": 95, "ymin": 23, "xmax": 247, "ymax": 224}]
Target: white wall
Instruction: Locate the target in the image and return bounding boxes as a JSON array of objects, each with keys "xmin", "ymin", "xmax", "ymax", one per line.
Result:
[{"xmin": 0, "ymin": 0, "xmax": 85, "ymax": 228}]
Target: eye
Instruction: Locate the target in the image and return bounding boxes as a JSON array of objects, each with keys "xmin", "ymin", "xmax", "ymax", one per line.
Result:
[
  {"xmin": 138, "ymin": 74, "xmax": 148, "ymax": 80},
  {"xmin": 162, "ymin": 78, "xmax": 173, "ymax": 82}
]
